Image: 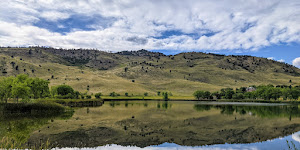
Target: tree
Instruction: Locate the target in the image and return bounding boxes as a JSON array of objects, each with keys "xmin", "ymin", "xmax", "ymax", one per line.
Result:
[
  {"xmin": 193, "ymin": 90, "xmax": 204, "ymax": 100},
  {"xmin": 224, "ymin": 88, "xmax": 234, "ymax": 99},
  {"xmin": 0, "ymin": 77, "xmax": 14, "ymax": 103},
  {"xmin": 203, "ymin": 91, "xmax": 211, "ymax": 99},
  {"xmin": 232, "ymin": 93, "xmax": 244, "ymax": 99},
  {"xmin": 51, "ymin": 85, "xmax": 75, "ymax": 99},
  {"xmin": 125, "ymin": 92, "xmax": 129, "ymax": 96},
  {"xmin": 27, "ymin": 77, "xmax": 50, "ymax": 99},
  {"xmin": 244, "ymin": 92, "xmax": 255, "ymax": 99},
  {"xmin": 110, "ymin": 92, "xmax": 120, "ymax": 97},
  {"xmin": 162, "ymin": 92, "xmax": 169, "ymax": 101},
  {"xmin": 11, "ymin": 74, "xmax": 31, "ymax": 102},
  {"xmin": 95, "ymin": 92, "xmax": 102, "ymax": 99},
  {"xmin": 56, "ymin": 85, "xmax": 74, "ymax": 96},
  {"xmin": 144, "ymin": 92, "xmax": 148, "ymax": 96},
  {"xmin": 157, "ymin": 91, "xmax": 161, "ymax": 96},
  {"xmin": 11, "ymin": 82, "xmax": 31, "ymax": 103},
  {"xmin": 212, "ymin": 92, "xmax": 221, "ymax": 99}
]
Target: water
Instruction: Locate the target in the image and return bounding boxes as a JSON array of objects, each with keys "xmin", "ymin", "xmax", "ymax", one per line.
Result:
[{"xmin": 1, "ymin": 101, "xmax": 300, "ymax": 149}]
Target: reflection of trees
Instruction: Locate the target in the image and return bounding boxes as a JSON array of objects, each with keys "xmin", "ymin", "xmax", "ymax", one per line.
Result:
[
  {"xmin": 144, "ymin": 103, "xmax": 148, "ymax": 107},
  {"xmin": 217, "ymin": 105, "xmax": 235, "ymax": 115},
  {"xmin": 193, "ymin": 105, "xmax": 212, "ymax": 112},
  {"xmin": 0, "ymin": 110, "xmax": 74, "ymax": 145},
  {"xmin": 109, "ymin": 102, "xmax": 120, "ymax": 107},
  {"xmin": 157, "ymin": 102, "xmax": 172, "ymax": 109},
  {"xmin": 194, "ymin": 104, "xmax": 300, "ymax": 118}
]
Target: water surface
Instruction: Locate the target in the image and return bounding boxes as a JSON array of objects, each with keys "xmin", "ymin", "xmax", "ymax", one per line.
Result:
[{"xmin": 1, "ymin": 101, "xmax": 300, "ymax": 149}]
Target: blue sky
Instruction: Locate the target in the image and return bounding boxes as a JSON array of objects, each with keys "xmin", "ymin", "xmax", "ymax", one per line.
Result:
[{"xmin": 0, "ymin": 0, "xmax": 300, "ymax": 67}]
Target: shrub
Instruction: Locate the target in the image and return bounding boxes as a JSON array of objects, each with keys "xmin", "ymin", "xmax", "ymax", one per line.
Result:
[
  {"xmin": 95, "ymin": 93, "xmax": 102, "ymax": 99},
  {"xmin": 110, "ymin": 92, "xmax": 120, "ymax": 97}
]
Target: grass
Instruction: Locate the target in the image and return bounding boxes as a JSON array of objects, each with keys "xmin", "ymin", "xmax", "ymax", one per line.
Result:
[
  {"xmin": 0, "ymin": 136, "xmax": 50, "ymax": 150},
  {"xmin": 1, "ymin": 47, "xmax": 300, "ymax": 96}
]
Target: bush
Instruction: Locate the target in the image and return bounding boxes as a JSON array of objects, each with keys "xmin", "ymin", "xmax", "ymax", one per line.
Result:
[
  {"xmin": 157, "ymin": 91, "xmax": 161, "ymax": 96},
  {"xmin": 162, "ymin": 92, "xmax": 169, "ymax": 101},
  {"xmin": 110, "ymin": 92, "xmax": 120, "ymax": 97},
  {"xmin": 56, "ymin": 85, "xmax": 74, "ymax": 96},
  {"xmin": 86, "ymin": 95, "xmax": 92, "ymax": 99},
  {"xmin": 144, "ymin": 92, "xmax": 148, "ymax": 96},
  {"xmin": 95, "ymin": 93, "xmax": 102, "ymax": 99},
  {"xmin": 125, "ymin": 92, "xmax": 129, "ymax": 96}
]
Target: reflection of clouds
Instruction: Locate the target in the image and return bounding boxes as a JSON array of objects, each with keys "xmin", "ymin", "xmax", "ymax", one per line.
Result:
[
  {"xmin": 55, "ymin": 143, "xmax": 258, "ymax": 150},
  {"xmin": 292, "ymin": 131, "xmax": 300, "ymax": 143}
]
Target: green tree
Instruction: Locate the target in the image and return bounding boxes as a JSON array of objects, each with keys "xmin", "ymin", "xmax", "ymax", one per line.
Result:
[
  {"xmin": 51, "ymin": 85, "xmax": 75, "ymax": 99},
  {"xmin": 193, "ymin": 90, "xmax": 204, "ymax": 100},
  {"xmin": 95, "ymin": 92, "xmax": 102, "ymax": 99},
  {"xmin": 110, "ymin": 92, "xmax": 120, "ymax": 97},
  {"xmin": 212, "ymin": 92, "xmax": 221, "ymax": 99},
  {"xmin": 125, "ymin": 92, "xmax": 129, "ymax": 96},
  {"xmin": 57, "ymin": 85, "xmax": 74, "ymax": 96},
  {"xmin": 11, "ymin": 82, "xmax": 31, "ymax": 103},
  {"xmin": 224, "ymin": 88, "xmax": 234, "ymax": 99},
  {"xmin": 232, "ymin": 93, "xmax": 244, "ymax": 99},
  {"xmin": 11, "ymin": 74, "xmax": 31, "ymax": 102},
  {"xmin": 26, "ymin": 77, "xmax": 50, "ymax": 99},
  {"xmin": 157, "ymin": 91, "xmax": 161, "ymax": 96},
  {"xmin": 203, "ymin": 91, "xmax": 211, "ymax": 99},
  {"xmin": 244, "ymin": 92, "xmax": 256, "ymax": 99},
  {"xmin": 162, "ymin": 92, "xmax": 169, "ymax": 101},
  {"xmin": 144, "ymin": 92, "xmax": 148, "ymax": 96},
  {"xmin": 0, "ymin": 76, "xmax": 14, "ymax": 103}
]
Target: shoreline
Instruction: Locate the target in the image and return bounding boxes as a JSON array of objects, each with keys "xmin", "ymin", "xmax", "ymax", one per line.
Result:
[{"xmin": 103, "ymin": 98, "xmax": 300, "ymax": 104}]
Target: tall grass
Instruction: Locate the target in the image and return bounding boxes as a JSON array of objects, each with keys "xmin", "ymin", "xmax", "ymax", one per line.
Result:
[{"xmin": 0, "ymin": 137, "xmax": 50, "ymax": 150}]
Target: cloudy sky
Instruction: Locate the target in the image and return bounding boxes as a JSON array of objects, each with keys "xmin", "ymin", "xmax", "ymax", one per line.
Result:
[{"xmin": 0, "ymin": 0, "xmax": 300, "ymax": 67}]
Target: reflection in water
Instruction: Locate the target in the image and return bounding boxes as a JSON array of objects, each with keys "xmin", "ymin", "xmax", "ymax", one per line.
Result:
[
  {"xmin": 0, "ymin": 108, "xmax": 74, "ymax": 145},
  {"xmin": 193, "ymin": 104, "xmax": 300, "ymax": 119},
  {"xmin": 1, "ymin": 101, "xmax": 300, "ymax": 149}
]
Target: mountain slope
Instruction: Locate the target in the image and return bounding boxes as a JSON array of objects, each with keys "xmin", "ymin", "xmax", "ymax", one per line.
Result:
[{"xmin": 0, "ymin": 47, "xmax": 299, "ymax": 96}]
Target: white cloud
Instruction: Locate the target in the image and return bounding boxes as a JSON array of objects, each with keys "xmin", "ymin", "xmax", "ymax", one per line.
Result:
[
  {"xmin": 293, "ymin": 57, "xmax": 300, "ymax": 68},
  {"xmin": 267, "ymin": 57, "xmax": 275, "ymax": 60},
  {"xmin": 278, "ymin": 59, "xmax": 285, "ymax": 62},
  {"xmin": 40, "ymin": 11, "xmax": 70, "ymax": 22},
  {"xmin": 0, "ymin": 0, "xmax": 300, "ymax": 51}
]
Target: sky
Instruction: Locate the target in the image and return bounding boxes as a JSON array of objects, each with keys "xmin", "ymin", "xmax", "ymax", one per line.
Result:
[{"xmin": 0, "ymin": 0, "xmax": 300, "ymax": 67}]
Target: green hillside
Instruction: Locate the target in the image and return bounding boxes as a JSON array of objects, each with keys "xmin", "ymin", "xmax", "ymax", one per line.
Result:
[{"xmin": 0, "ymin": 47, "xmax": 299, "ymax": 96}]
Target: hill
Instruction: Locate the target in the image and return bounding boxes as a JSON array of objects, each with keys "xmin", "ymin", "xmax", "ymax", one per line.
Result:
[{"xmin": 0, "ymin": 47, "xmax": 299, "ymax": 96}]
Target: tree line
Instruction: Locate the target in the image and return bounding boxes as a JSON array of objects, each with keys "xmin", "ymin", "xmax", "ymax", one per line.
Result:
[
  {"xmin": 0, "ymin": 74, "xmax": 103, "ymax": 103},
  {"xmin": 193, "ymin": 84, "xmax": 300, "ymax": 101}
]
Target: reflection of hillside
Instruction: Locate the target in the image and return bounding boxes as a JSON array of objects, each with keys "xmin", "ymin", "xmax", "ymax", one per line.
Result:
[
  {"xmin": 194, "ymin": 104, "xmax": 300, "ymax": 118},
  {"xmin": 27, "ymin": 102, "xmax": 300, "ymax": 148}
]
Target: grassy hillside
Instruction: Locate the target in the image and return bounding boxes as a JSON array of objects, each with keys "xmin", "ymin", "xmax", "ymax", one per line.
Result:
[{"xmin": 0, "ymin": 47, "xmax": 300, "ymax": 96}]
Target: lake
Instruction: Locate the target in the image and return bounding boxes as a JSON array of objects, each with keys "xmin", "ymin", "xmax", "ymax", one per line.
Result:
[{"xmin": 1, "ymin": 101, "xmax": 300, "ymax": 149}]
